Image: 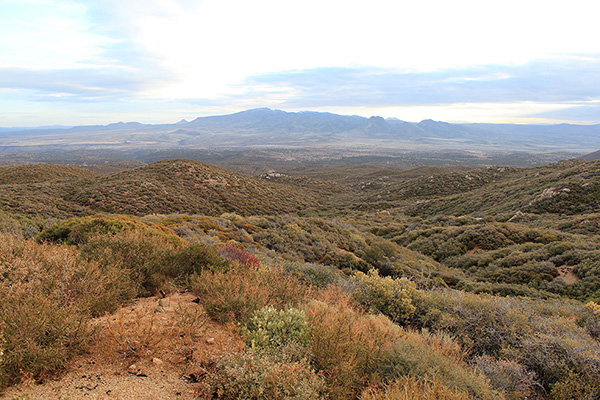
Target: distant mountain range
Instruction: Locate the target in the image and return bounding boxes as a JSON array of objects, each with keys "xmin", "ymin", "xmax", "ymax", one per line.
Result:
[{"xmin": 1, "ymin": 108, "xmax": 600, "ymax": 152}]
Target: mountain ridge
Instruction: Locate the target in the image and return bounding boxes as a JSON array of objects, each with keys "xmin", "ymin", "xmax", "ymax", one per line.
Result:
[{"xmin": 1, "ymin": 108, "xmax": 600, "ymax": 152}]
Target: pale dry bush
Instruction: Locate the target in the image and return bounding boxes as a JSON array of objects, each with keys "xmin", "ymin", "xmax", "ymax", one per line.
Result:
[
  {"xmin": 474, "ymin": 355, "xmax": 537, "ymax": 400},
  {"xmin": 242, "ymin": 306, "xmax": 309, "ymax": 350},
  {"xmin": 306, "ymin": 301, "xmax": 395, "ymax": 399},
  {"xmin": 204, "ymin": 349, "xmax": 324, "ymax": 400},
  {"xmin": 172, "ymin": 300, "xmax": 211, "ymax": 364},
  {"xmin": 190, "ymin": 264, "xmax": 311, "ymax": 324},
  {"xmin": 361, "ymin": 376, "xmax": 471, "ymax": 400}
]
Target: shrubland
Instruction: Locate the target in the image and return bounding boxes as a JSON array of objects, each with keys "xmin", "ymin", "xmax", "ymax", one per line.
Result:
[{"xmin": 2, "ymin": 158, "xmax": 600, "ymax": 399}]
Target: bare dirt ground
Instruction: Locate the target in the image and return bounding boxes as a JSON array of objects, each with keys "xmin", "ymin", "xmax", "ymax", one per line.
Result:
[
  {"xmin": 555, "ymin": 265, "xmax": 581, "ymax": 285},
  {"xmin": 2, "ymin": 293, "xmax": 243, "ymax": 400}
]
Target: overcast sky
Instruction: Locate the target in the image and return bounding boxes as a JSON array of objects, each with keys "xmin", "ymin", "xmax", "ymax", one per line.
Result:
[{"xmin": 1, "ymin": 0, "xmax": 599, "ymax": 126}]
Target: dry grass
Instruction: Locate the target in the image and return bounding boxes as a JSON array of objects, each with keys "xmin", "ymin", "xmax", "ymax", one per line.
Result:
[
  {"xmin": 361, "ymin": 376, "xmax": 471, "ymax": 400},
  {"xmin": 0, "ymin": 234, "xmax": 97, "ymax": 388},
  {"xmin": 189, "ymin": 264, "xmax": 311, "ymax": 324},
  {"xmin": 93, "ymin": 293, "xmax": 243, "ymax": 367},
  {"xmin": 306, "ymin": 301, "xmax": 502, "ymax": 400}
]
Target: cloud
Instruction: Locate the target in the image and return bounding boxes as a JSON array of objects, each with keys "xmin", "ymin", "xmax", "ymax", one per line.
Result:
[
  {"xmin": 0, "ymin": 0, "xmax": 177, "ymax": 103},
  {"xmin": 0, "ymin": 66, "xmax": 174, "ymax": 101},
  {"xmin": 2, "ymin": 0, "xmax": 600, "ymax": 125},
  {"xmin": 242, "ymin": 55, "xmax": 600, "ymax": 108},
  {"xmin": 529, "ymin": 103, "xmax": 600, "ymax": 123}
]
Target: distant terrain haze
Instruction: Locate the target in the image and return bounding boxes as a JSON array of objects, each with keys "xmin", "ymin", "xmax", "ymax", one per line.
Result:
[{"xmin": 1, "ymin": 108, "xmax": 599, "ymax": 153}]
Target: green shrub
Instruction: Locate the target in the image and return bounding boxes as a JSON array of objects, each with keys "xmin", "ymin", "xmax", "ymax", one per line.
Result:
[
  {"xmin": 584, "ymin": 301, "xmax": 600, "ymax": 338},
  {"xmin": 407, "ymin": 234, "xmax": 466, "ymax": 261},
  {"xmin": 0, "ymin": 211, "xmax": 42, "ymax": 239},
  {"xmin": 281, "ymin": 261, "xmax": 348, "ymax": 288},
  {"xmin": 37, "ymin": 214, "xmax": 173, "ymax": 245},
  {"xmin": 413, "ymin": 289, "xmax": 600, "ymax": 395},
  {"xmin": 321, "ymin": 250, "xmax": 370, "ymax": 272},
  {"xmin": 381, "ymin": 330, "xmax": 502, "ymax": 399},
  {"xmin": 351, "ymin": 269, "xmax": 421, "ymax": 324},
  {"xmin": 456, "ymin": 225, "xmax": 513, "ymax": 250},
  {"xmin": 506, "ymin": 317, "xmax": 600, "ymax": 393},
  {"xmin": 81, "ymin": 230, "xmax": 226, "ymax": 296},
  {"xmin": 413, "ymin": 290, "xmax": 529, "ymax": 356},
  {"xmin": 243, "ymin": 306, "xmax": 309, "ymax": 350},
  {"xmin": 165, "ymin": 242, "xmax": 229, "ymax": 275},
  {"xmin": 550, "ymin": 370, "xmax": 600, "ymax": 400}
]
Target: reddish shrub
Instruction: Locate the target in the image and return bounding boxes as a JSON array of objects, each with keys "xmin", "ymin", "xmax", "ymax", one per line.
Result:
[{"xmin": 217, "ymin": 243, "xmax": 260, "ymax": 269}]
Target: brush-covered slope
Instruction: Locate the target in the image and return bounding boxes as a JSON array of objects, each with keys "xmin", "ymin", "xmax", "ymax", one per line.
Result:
[
  {"xmin": 0, "ymin": 164, "xmax": 99, "ymax": 217},
  {"xmin": 406, "ymin": 159, "xmax": 600, "ymax": 217},
  {"xmin": 346, "ymin": 159, "xmax": 600, "ymax": 218},
  {"xmin": 0, "ymin": 163, "xmax": 99, "ymax": 185},
  {"xmin": 69, "ymin": 159, "xmax": 321, "ymax": 216},
  {"xmin": 353, "ymin": 165, "xmax": 519, "ymax": 199},
  {"xmin": 258, "ymin": 171, "xmax": 348, "ymax": 197},
  {"xmin": 0, "ymin": 160, "xmax": 325, "ymax": 217}
]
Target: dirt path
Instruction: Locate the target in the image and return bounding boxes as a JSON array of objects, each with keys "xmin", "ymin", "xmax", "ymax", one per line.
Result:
[
  {"xmin": 2, "ymin": 293, "xmax": 243, "ymax": 400},
  {"xmin": 555, "ymin": 265, "xmax": 581, "ymax": 285}
]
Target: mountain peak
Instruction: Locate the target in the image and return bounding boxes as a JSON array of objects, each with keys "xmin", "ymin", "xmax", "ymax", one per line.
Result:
[{"xmin": 237, "ymin": 108, "xmax": 283, "ymax": 115}]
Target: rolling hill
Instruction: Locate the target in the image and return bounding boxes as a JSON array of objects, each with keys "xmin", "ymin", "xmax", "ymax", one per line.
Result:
[
  {"xmin": 68, "ymin": 159, "xmax": 321, "ymax": 216},
  {"xmin": 0, "ymin": 163, "xmax": 99, "ymax": 185},
  {"xmin": 0, "ymin": 159, "xmax": 324, "ymax": 217},
  {"xmin": 336, "ymin": 159, "xmax": 600, "ymax": 218}
]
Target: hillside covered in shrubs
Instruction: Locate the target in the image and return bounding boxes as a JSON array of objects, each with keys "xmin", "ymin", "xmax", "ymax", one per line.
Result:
[{"xmin": 1, "ymin": 158, "xmax": 600, "ymax": 399}]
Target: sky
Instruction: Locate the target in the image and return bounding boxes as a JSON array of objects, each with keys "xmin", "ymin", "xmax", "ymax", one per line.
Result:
[{"xmin": 1, "ymin": 0, "xmax": 599, "ymax": 127}]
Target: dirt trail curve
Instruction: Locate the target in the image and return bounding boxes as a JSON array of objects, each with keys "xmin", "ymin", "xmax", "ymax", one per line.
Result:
[{"xmin": 2, "ymin": 293, "xmax": 242, "ymax": 400}]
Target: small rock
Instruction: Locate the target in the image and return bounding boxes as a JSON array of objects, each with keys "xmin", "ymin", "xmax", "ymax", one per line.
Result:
[
  {"xmin": 158, "ymin": 299, "xmax": 169, "ymax": 308},
  {"xmin": 127, "ymin": 364, "xmax": 138, "ymax": 374},
  {"xmin": 127, "ymin": 364, "xmax": 147, "ymax": 377},
  {"xmin": 152, "ymin": 357, "xmax": 164, "ymax": 366},
  {"xmin": 154, "ymin": 306, "xmax": 165, "ymax": 313},
  {"xmin": 206, "ymin": 337, "xmax": 215, "ymax": 345}
]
